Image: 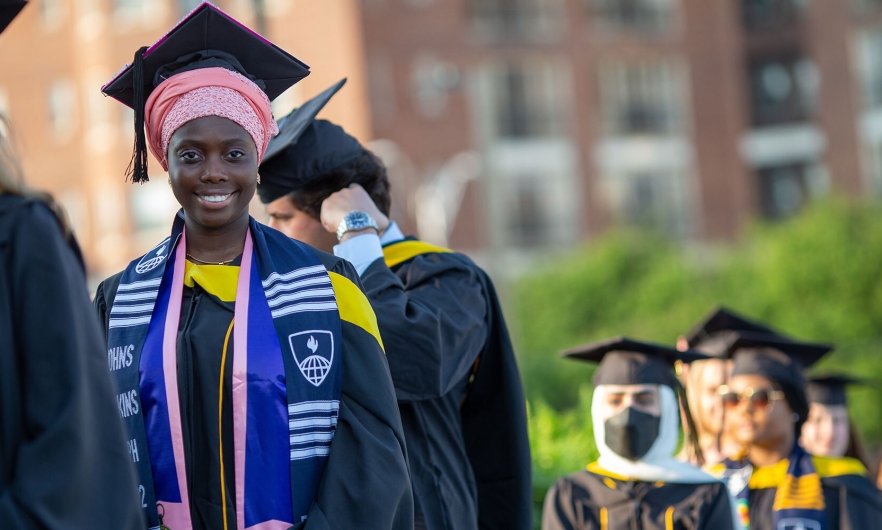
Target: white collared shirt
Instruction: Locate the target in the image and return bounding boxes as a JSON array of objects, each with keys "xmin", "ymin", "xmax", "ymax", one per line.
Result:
[{"xmin": 333, "ymin": 221, "xmax": 405, "ymax": 277}]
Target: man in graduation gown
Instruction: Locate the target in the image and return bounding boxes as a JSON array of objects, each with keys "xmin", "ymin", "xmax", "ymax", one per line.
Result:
[
  {"xmin": 0, "ymin": 2, "xmax": 145, "ymax": 528},
  {"xmin": 708, "ymin": 332, "xmax": 882, "ymax": 530},
  {"xmin": 257, "ymin": 79, "xmax": 532, "ymax": 530},
  {"xmin": 542, "ymin": 338, "xmax": 736, "ymax": 530}
]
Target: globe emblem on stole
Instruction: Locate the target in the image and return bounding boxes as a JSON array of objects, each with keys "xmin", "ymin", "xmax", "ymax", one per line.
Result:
[
  {"xmin": 136, "ymin": 238, "xmax": 169, "ymax": 274},
  {"xmin": 288, "ymin": 330, "xmax": 334, "ymax": 387}
]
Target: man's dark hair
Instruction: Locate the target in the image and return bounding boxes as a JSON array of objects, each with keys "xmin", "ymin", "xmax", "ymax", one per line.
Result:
[{"xmin": 287, "ymin": 149, "xmax": 391, "ymax": 219}]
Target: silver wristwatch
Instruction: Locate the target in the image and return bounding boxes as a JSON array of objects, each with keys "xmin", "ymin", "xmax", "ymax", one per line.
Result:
[{"xmin": 336, "ymin": 210, "xmax": 379, "ymax": 241}]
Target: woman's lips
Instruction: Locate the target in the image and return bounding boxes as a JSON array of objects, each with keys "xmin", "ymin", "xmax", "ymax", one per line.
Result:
[{"xmin": 195, "ymin": 191, "xmax": 235, "ymax": 209}]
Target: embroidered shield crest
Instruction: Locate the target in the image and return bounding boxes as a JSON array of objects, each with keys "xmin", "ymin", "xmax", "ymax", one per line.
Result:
[
  {"xmin": 288, "ymin": 330, "xmax": 334, "ymax": 387},
  {"xmin": 136, "ymin": 238, "xmax": 170, "ymax": 274}
]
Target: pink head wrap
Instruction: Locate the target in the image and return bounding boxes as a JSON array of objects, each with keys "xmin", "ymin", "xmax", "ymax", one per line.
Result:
[{"xmin": 144, "ymin": 67, "xmax": 279, "ymax": 170}]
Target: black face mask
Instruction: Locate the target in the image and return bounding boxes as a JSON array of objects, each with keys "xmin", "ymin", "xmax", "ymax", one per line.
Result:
[{"xmin": 604, "ymin": 407, "xmax": 660, "ymax": 461}]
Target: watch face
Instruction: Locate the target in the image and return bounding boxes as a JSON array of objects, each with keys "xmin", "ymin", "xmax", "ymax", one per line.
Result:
[
  {"xmin": 337, "ymin": 211, "xmax": 378, "ymax": 241},
  {"xmin": 346, "ymin": 211, "xmax": 371, "ymax": 229}
]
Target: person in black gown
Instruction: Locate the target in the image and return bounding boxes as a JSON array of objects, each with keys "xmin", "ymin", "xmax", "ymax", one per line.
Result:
[
  {"xmin": 542, "ymin": 338, "xmax": 736, "ymax": 530},
  {"xmin": 92, "ymin": 6, "xmax": 412, "ymax": 529},
  {"xmin": 708, "ymin": 332, "xmax": 882, "ymax": 530},
  {"xmin": 257, "ymin": 79, "xmax": 532, "ymax": 530},
  {"xmin": 0, "ymin": 2, "xmax": 145, "ymax": 528}
]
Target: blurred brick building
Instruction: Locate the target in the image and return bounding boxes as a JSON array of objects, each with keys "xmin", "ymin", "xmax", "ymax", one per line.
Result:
[
  {"xmin": 361, "ymin": 0, "xmax": 882, "ymax": 269},
  {"xmin": 2, "ymin": 0, "xmax": 882, "ymax": 280}
]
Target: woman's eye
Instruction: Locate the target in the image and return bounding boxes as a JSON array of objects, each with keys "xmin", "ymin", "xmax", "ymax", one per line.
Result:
[
  {"xmin": 228, "ymin": 150, "xmax": 245, "ymax": 159},
  {"xmin": 181, "ymin": 151, "xmax": 200, "ymax": 161}
]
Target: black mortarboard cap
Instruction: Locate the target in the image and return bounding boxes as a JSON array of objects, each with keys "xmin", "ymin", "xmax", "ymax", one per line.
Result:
[
  {"xmin": 806, "ymin": 374, "xmax": 864, "ymax": 406},
  {"xmin": 258, "ymin": 79, "xmax": 364, "ymax": 204},
  {"xmin": 683, "ymin": 306, "xmax": 783, "ymax": 357},
  {"xmin": 724, "ymin": 330, "xmax": 832, "ymax": 390},
  {"xmin": 561, "ymin": 337, "xmax": 708, "ymax": 388},
  {"xmin": 725, "ymin": 331, "xmax": 833, "ymax": 424},
  {"xmin": 102, "ymin": 2, "xmax": 309, "ymax": 183},
  {"xmin": 0, "ymin": 0, "xmax": 26, "ymax": 34}
]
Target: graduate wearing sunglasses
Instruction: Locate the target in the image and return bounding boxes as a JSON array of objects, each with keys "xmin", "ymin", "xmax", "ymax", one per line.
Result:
[{"xmin": 709, "ymin": 332, "xmax": 882, "ymax": 530}]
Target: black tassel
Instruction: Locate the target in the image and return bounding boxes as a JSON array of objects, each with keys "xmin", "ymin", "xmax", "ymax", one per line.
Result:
[{"xmin": 126, "ymin": 46, "xmax": 150, "ymax": 184}]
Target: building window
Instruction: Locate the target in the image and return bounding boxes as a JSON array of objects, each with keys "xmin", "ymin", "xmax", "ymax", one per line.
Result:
[
  {"xmin": 856, "ymin": 27, "xmax": 882, "ymax": 110},
  {"xmin": 601, "ymin": 170, "xmax": 692, "ymax": 236},
  {"xmin": 852, "ymin": 0, "xmax": 882, "ymax": 12},
  {"xmin": 178, "ymin": 0, "xmax": 202, "ymax": 16},
  {"xmin": 488, "ymin": 59, "xmax": 569, "ymax": 139},
  {"xmin": 742, "ymin": 0, "xmax": 805, "ymax": 33},
  {"xmin": 748, "ymin": 54, "xmax": 819, "ymax": 127},
  {"xmin": 48, "ymin": 80, "xmax": 77, "ymax": 141},
  {"xmin": 40, "ymin": 0, "xmax": 66, "ymax": 29},
  {"xmin": 470, "ymin": 0, "xmax": 564, "ymax": 41},
  {"xmin": 589, "ymin": 0, "xmax": 677, "ymax": 33},
  {"xmin": 757, "ymin": 162, "xmax": 827, "ymax": 219},
  {"xmin": 598, "ymin": 60, "xmax": 685, "ymax": 136},
  {"xmin": 506, "ymin": 178, "xmax": 546, "ymax": 247}
]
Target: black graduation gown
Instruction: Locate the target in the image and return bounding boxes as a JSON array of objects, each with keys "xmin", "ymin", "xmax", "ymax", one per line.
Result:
[
  {"xmin": 95, "ymin": 249, "xmax": 414, "ymax": 530},
  {"xmin": 741, "ymin": 467, "xmax": 882, "ymax": 529},
  {"xmin": 361, "ymin": 239, "xmax": 531, "ymax": 530},
  {"xmin": 0, "ymin": 195, "xmax": 145, "ymax": 529},
  {"xmin": 542, "ymin": 469, "xmax": 735, "ymax": 530}
]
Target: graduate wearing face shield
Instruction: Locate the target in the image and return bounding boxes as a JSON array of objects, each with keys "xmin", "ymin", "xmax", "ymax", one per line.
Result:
[{"xmin": 542, "ymin": 338, "xmax": 736, "ymax": 530}]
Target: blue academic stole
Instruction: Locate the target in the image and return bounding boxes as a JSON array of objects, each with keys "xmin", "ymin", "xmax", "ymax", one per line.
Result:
[{"xmin": 106, "ymin": 211, "xmax": 343, "ymax": 529}]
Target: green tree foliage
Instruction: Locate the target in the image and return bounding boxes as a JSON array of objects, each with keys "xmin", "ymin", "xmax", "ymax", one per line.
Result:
[{"xmin": 514, "ymin": 199, "xmax": 882, "ymax": 519}]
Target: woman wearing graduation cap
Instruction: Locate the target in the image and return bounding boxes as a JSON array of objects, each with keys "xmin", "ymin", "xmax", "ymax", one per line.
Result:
[
  {"xmin": 708, "ymin": 332, "xmax": 882, "ymax": 529},
  {"xmin": 92, "ymin": 4, "xmax": 412, "ymax": 530},
  {"xmin": 801, "ymin": 375, "xmax": 869, "ymax": 464},
  {"xmin": 542, "ymin": 338, "xmax": 736, "ymax": 530},
  {"xmin": 677, "ymin": 306, "xmax": 787, "ymax": 467}
]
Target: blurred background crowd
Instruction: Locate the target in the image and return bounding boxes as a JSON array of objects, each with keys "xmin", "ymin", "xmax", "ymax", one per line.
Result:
[{"xmin": 2, "ymin": 0, "xmax": 882, "ymax": 527}]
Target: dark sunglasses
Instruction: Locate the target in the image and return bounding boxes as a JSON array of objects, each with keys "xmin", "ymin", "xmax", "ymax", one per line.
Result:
[{"xmin": 718, "ymin": 385, "xmax": 784, "ymax": 411}]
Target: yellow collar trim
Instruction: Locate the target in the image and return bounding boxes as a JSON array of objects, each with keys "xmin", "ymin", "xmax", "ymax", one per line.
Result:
[
  {"xmin": 184, "ymin": 261, "xmax": 239, "ymax": 302},
  {"xmin": 718, "ymin": 456, "xmax": 869, "ymax": 490},
  {"xmin": 382, "ymin": 240, "xmax": 453, "ymax": 268},
  {"xmin": 328, "ymin": 271, "xmax": 384, "ymax": 352}
]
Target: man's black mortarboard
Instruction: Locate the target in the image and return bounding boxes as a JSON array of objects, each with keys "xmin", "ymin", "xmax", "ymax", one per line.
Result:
[
  {"xmin": 258, "ymin": 79, "xmax": 364, "ymax": 205},
  {"xmin": 806, "ymin": 374, "xmax": 864, "ymax": 406},
  {"xmin": 102, "ymin": 1, "xmax": 309, "ymax": 183},
  {"xmin": 561, "ymin": 337, "xmax": 709, "ymax": 388},
  {"xmin": 683, "ymin": 306, "xmax": 784, "ymax": 357},
  {"xmin": 0, "ymin": 0, "xmax": 26, "ymax": 34}
]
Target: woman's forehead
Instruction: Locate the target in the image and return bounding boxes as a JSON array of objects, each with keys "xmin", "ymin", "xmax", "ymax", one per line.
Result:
[
  {"xmin": 727, "ymin": 374, "xmax": 773, "ymax": 389},
  {"xmin": 601, "ymin": 384, "xmax": 659, "ymax": 394}
]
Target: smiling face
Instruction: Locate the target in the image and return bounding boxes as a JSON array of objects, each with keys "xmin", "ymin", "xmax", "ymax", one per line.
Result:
[
  {"xmin": 167, "ymin": 115, "xmax": 258, "ymax": 232},
  {"xmin": 801, "ymin": 403, "xmax": 850, "ymax": 457},
  {"xmin": 726, "ymin": 374, "xmax": 794, "ymax": 448}
]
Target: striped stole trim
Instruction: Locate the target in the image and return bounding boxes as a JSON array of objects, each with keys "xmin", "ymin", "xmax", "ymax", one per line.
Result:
[
  {"xmin": 262, "ymin": 264, "xmax": 337, "ymax": 319},
  {"xmin": 109, "ymin": 277, "xmax": 162, "ymax": 328},
  {"xmin": 773, "ymin": 473, "xmax": 826, "ymax": 511},
  {"xmin": 288, "ymin": 400, "xmax": 340, "ymax": 461}
]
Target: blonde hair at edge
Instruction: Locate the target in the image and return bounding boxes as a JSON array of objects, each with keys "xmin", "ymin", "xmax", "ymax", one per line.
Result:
[
  {"xmin": 681, "ymin": 359, "xmax": 730, "ymax": 465},
  {"xmin": 0, "ymin": 115, "xmax": 70, "ymax": 236}
]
